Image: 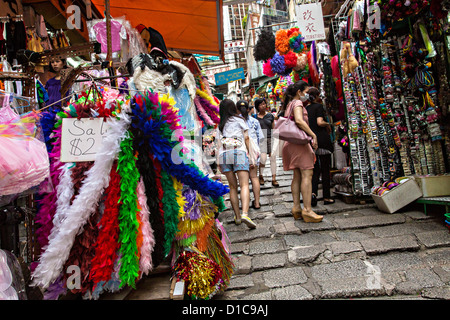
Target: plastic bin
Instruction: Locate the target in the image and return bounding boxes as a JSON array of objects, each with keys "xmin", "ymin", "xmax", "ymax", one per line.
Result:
[
  {"xmin": 371, "ymin": 178, "xmax": 423, "ymax": 214},
  {"xmin": 414, "ymin": 175, "xmax": 450, "ymax": 197}
]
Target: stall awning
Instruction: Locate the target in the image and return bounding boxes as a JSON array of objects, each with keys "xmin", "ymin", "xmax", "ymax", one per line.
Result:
[{"xmin": 91, "ymin": 0, "xmax": 224, "ymax": 59}]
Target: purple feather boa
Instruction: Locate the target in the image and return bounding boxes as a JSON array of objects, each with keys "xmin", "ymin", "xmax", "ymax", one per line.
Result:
[{"xmin": 34, "ymin": 125, "xmax": 64, "ymax": 251}]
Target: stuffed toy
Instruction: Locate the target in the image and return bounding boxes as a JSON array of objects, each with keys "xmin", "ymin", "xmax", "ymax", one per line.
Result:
[{"xmin": 340, "ymin": 42, "xmax": 359, "ymax": 76}]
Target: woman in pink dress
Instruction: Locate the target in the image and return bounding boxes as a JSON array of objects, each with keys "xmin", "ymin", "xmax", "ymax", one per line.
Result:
[{"xmin": 281, "ymin": 81, "xmax": 323, "ymax": 223}]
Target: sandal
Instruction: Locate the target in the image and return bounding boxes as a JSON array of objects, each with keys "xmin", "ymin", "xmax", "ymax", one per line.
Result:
[
  {"xmin": 291, "ymin": 208, "xmax": 302, "ymax": 220},
  {"xmin": 272, "ymin": 180, "xmax": 279, "ymax": 187},
  {"xmin": 259, "ymin": 175, "xmax": 265, "ymax": 185},
  {"xmin": 252, "ymin": 200, "xmax": 261, "ymax": 210}
]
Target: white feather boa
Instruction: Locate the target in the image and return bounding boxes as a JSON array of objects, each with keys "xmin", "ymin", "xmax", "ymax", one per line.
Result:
[
  {"xmin": 49, "ymin": 163, "xmax": 74, "ymax": 237},
  {"xmin": 31, "ymin": 107, "xmax": 131, "ymax": 289}
]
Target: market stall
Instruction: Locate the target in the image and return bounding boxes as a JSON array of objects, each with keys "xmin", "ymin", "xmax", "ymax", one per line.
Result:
[
  {"xmin": 1, "ymin": 1, "xmax": 232, "ymax": 300},
  {"xmin": 329, "ymin": 0, "xmax": 450, "ymax": 210}
]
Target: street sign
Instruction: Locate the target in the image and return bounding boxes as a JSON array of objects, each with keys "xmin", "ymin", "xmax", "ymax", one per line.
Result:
[
  {"xmin": 295, "ymin": 2, "xmax": 326, "ymax": 41},
  {"xmin": 214, "ymin": 67, "xmax": 245, "ymax": 86},
  {"xmin": 224, "ymin": 40, "xmax": 246, "ymax": 54}
]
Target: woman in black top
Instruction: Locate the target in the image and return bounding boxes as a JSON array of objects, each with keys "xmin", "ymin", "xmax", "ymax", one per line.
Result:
[
  {"xmin": 254, "ymin": 98, "xmax": 279, "ymax": 187},
  {"xmin": 305, "ymin": 87, "xmax": 335, "ymax": 205}
]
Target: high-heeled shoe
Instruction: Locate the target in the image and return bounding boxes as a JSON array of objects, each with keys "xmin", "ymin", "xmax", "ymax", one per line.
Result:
[
  {"xmin": 291, "ymin": 208, "xmax": 302, "ymax": 220},
  {"xmin": 301, "ymin": 209, "xmax": 323, "ymax": 223}
]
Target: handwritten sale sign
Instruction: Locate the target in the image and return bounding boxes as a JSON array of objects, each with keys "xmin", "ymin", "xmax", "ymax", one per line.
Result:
[
  {"xmin": 60, "ymin": 118, "xmax": 110, "ymax": 162},
  {"xmin": 295, "ymin": 2, "xmax": 326, "ymax": 41}
]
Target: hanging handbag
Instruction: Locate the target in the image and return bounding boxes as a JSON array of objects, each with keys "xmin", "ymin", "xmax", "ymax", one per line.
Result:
[{"xmin": 274, "ymin": 100, "xmax": 312, "ymax": 145}]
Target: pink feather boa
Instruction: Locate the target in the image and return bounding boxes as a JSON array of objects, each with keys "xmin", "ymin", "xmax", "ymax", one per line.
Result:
[
  {"xmin": 194, "ymin": 96, "xmax": 214, "ymax": 126},
  {"xmin": 136, "ymin": 178, "xmax": 155, "ymax": 275}
]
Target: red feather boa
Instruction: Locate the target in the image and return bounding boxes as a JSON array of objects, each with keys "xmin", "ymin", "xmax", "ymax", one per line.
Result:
[{"xmin": 89, "ymin": 161, "xmax": 122, "ymax": 287}]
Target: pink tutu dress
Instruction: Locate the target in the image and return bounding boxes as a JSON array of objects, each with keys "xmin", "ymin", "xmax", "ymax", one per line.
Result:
[{"xmin": 0, "ymin": 96, "xmax": 50, "ymax": 196}]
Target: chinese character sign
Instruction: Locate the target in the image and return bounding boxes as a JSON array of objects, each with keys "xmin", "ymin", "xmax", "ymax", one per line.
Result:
[{"xmin": 295, "ymin": 3, "xmax": 326, "ymax": 41}]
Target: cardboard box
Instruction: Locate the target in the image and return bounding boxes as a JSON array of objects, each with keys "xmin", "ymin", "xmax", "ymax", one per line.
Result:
[
  {"xmin": 371, "ymin": 178, "xmax": 423, "ymax": 214},
  {"xmin": 414, "ymin": 175, "xmax": 450, "ymax": 197}
]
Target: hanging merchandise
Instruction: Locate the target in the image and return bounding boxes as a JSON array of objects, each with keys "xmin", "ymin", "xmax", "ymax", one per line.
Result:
[
  {"xmin": 254, "ymin": 26, "xmax": 309, "ymax": 79},
  {"xmin": 0, "ymin": 95, "xmax": 50, "ymax": 197},
  {"xmin": 27, "ymin": 20, "xmax": 233, "ymax": 298},
  {"xmin": 331, "ymin": 0, "xmax": 449, "ymax": 197}
]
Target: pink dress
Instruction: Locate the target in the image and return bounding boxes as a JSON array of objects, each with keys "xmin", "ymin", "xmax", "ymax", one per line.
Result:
[
  {"xmin": 0, "ymin": 101, "xmax": 50, "ymax": 196},
  {"xmin": 282, "ymin": 100, "xmax": 315, "ymax": 171}
]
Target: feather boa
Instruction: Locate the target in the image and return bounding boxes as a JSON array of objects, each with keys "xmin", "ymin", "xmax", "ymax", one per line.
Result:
[
  {"xmin": 61, "ymin": 161, "xmax": 95, "ymax": 295},
  {"xmin": 31, "ymin": 108, "xmax": 131, "ymax": 289},
  {"xmin": 117, "ymin": 132, "xmax": 140, "ymax": 288},
  {"xmin": 131, "ymin": 91, "xmax": 229, "ymax": 200},
  {"xmin": 160, "ymin": 171, "xmax": 181, "ymax": 256},
  {"xmin": 194, "ymin": 95, "xmax": 214, "ymax": 127},
  {"xmin": 89, "ymin": 161, "xmax": 122, "ymax": 286},
  {"xmin": 49, "ymin": 163, "xmax": 74, "ymax": 236},
  {"xmin": 34, "ymin": 124, "xmax": 64, "ymax": 251},
  {"xmin": 38, "ymin": 111, "xmax": 57, "ymax": 153},
  {"xmin": 136, "ymin": 177, "xmax": 155, "ymax": 275},
  {"xmin": 195, "ymin": 89, "xmax": 220, "ymax": 124}
]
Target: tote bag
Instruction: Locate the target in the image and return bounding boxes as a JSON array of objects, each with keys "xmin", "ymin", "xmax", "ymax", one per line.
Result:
[{"xmin": 274, "ymin": 100, "xmax": 312, "ymax": 145}]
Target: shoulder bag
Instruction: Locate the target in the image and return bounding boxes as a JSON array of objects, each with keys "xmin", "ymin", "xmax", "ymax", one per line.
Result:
[{"xmin": 274, "ymin": 100, "xmax": 312, "ymax": 145}]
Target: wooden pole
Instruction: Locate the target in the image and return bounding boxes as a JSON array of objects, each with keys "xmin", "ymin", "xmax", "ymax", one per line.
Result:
[{"xmin": 105, "ymin": 0, "xmax": 112, "ymax": 61}]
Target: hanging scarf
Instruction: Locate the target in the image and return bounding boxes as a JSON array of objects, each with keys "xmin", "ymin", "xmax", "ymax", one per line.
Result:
[{"xmin": 31, "ymin": 109, "xmax": 131, "ymax": 289}]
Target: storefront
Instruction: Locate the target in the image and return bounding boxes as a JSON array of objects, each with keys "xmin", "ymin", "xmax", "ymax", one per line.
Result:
[{"xmin": 328, "ymin": 0, "xmax": 449, "ymax": 202}]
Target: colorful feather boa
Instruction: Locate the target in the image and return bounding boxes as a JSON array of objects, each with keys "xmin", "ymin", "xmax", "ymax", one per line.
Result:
[
  {"xmin": 31, "ymin": 108, "xmax": 131, "ymax": 289},
  {"xmin": 131, "ymin": 91, "xmax": 229, "ymax": 200},
  {"xmin": 117, "ymin": 132, "xmax": 140, "ymax": 288},
  {"xmin": 194, "ymin": 95, "xmax": 214, "ymax": 127},
  {"xmin": 196, "ymin": 89, "xmax": 220, "ymax": 124}
]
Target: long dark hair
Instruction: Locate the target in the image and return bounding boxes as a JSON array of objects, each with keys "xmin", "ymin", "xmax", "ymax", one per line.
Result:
[
  {"xmin": 281, "ymin": 80, "xmax": 309, "ymax": 112},
  {"xmin": 236, "ymin": 99, "xmax": 250, "ymax": 120},
  {"xmin": 219, "ymin": 99, "xmax": 239, "ymax": 133}
]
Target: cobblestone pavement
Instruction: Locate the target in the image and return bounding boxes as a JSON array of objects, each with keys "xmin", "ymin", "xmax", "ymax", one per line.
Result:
[{"xmin": 215, "ymin": 158, "xmax": 450, "ymax": 300}]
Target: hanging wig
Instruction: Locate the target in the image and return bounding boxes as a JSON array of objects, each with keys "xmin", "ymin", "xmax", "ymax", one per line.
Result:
[
  {"xmin": 275, "ymin": 29, "xmax": 290, "ymax": 55},
  {"xmin": 253, "ymin": 28, "xmax": 276, "ymax": 62}
]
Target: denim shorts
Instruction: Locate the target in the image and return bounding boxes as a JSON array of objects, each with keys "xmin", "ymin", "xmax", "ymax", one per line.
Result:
[{"xmin": 219, "ymin": 150, "xmax": 249, "ymax": 173}]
